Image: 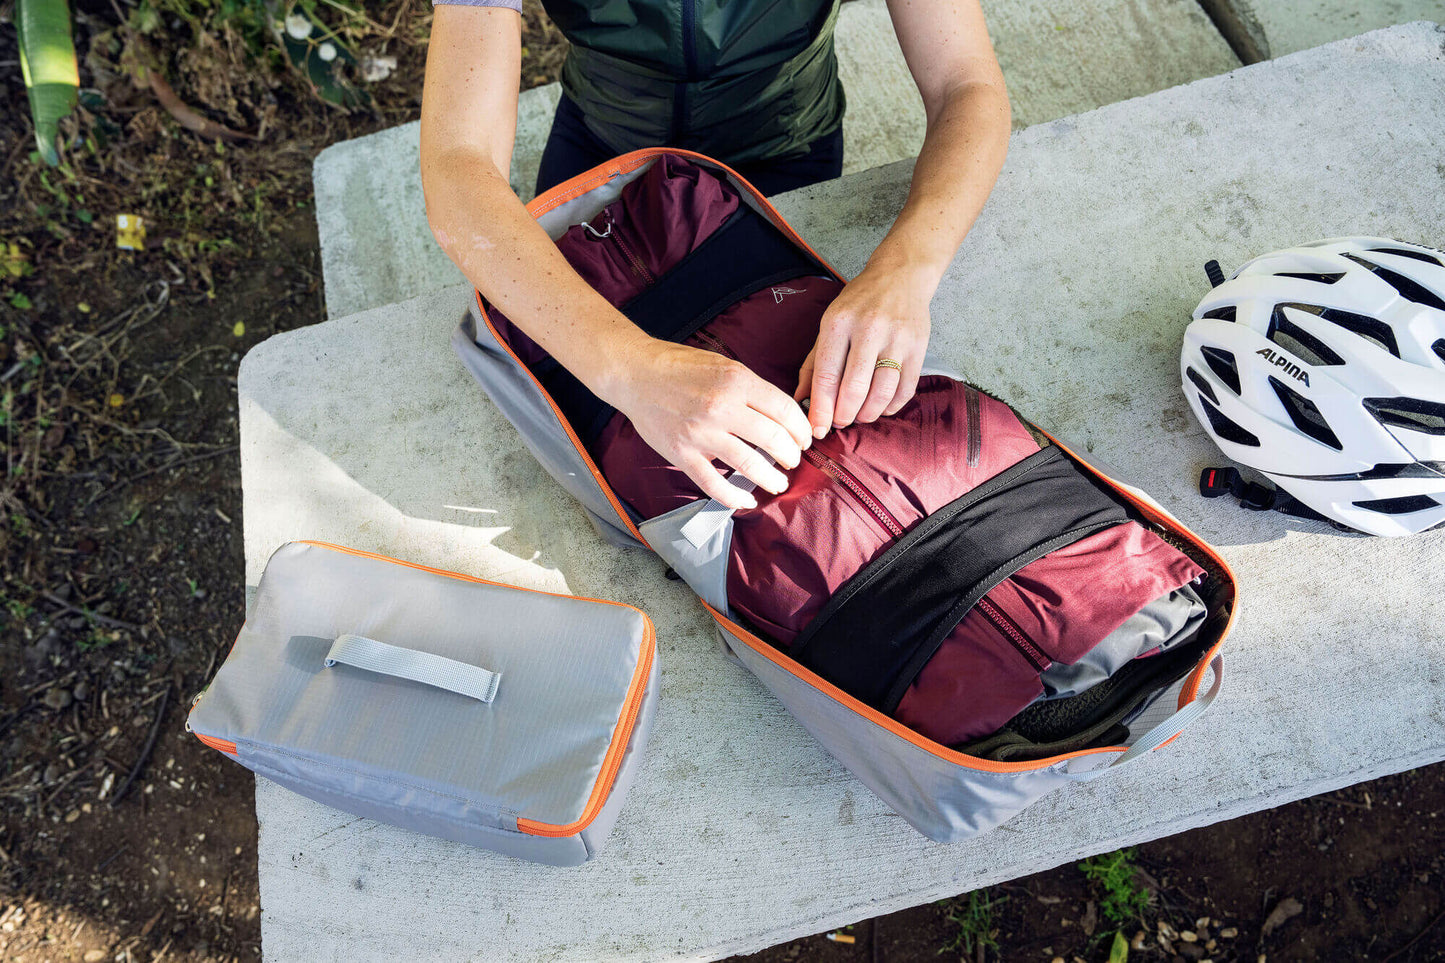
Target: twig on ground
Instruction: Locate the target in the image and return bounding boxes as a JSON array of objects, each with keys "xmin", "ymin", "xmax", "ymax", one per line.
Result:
[
  {"xmin": 84, "ymin": 445, "xmax": 238, "ymax": 507},
  {"xmin": 109, "ymin": 683, "xmax": 170, "ymax": 808},
  {"xmin": 42, "ymin": 591, "xmax": 143, "ymax": 632}
]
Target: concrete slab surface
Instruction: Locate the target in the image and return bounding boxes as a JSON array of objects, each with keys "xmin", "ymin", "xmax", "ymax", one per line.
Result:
[
  {"xmin": 1204, "ymin": 0, "xmax": 1444, "ymax": 59},
  {"xmin": 249, "ymin": 23, "xmax": 1445, "ymax": 963},
  {"xmin": 314, "ymin": 0, "xmax": 1237, "ymax": 319}
]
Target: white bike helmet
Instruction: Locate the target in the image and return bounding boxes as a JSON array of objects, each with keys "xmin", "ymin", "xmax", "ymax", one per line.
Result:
[{"xmin": 1181, "ymin": 236, "xmax": 1445, "ymax": 537}]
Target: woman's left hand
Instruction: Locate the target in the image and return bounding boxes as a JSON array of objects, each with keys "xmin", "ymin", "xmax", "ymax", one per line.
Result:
[{"xmin": 794, "ymin": 260, "xmax": 934, "ymax": 438}]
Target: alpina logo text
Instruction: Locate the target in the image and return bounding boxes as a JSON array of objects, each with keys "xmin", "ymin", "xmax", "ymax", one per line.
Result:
[{"xmin": 1256, "ymin": 347, "xmax": 1310, "ymax": 386}]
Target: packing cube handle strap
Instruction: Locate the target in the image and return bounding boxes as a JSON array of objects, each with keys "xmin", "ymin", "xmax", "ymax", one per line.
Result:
[
  {"xmin": 324, "ymin": 634, "xmax": 502, "ymax": 703},
  {"xmin": 1064, "ymin": 654, "xmax": 1222, "ymax": 780}
]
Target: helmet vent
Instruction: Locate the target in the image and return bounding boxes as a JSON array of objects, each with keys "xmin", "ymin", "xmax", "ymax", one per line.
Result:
[
  {"xmin": 1275, "ymin": 272, "xmax": 1344, "ymax": 284},
  {"xmin": 1200, "ymin": 398, "xmax": 1260, "ymax": 447},
  {"xmin": 1200, "ymin": 346, "xmax": 1242, "ymax": 394},
  {"xmin": 1351, "ymin": 494, "xmax": 1440, "ymax": 515},
  {"xmin": 1269, "ymin": 377, "xmax": 1342, "ymax": 450},
  {"xmin": 1343, "ymin": 253, "xmax": 1445, "ymax": 312},
  {"xmin": 1288, "ymin": 303, "xmax": 1401, "ymax": 357},
  {"xmin": 1363, "ymin": 397, "xmax": 1445, "ymax": 436},
  {"xmin": 1200, "ymin": 306, "xmax": 1237, "ymax": 323},
  {"xmin": 1186, "ymin": 367, "xmax": 1218, "ymax": 404},
  {"xmin": 1269, "ymin": 306, "xmax": 1346, "ymax": 366},
  {"xmin": 1366, "ymin": 247, "xmax": 1444, "ymax": 268}
]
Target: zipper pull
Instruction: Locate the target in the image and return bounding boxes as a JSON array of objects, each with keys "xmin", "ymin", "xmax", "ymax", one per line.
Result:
[{"xmin": 580, "ymin": 208, "xmax": 614, "ymax": 239}]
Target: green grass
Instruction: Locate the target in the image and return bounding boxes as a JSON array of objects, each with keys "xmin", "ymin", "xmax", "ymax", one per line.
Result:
[
  {"xmin": 1078, "ymin": 848, "xmax": 1151, "ymax": 927},
  {"xmin": 939, "ymin": 888, "xmax": 1005, "ymax": 960}
]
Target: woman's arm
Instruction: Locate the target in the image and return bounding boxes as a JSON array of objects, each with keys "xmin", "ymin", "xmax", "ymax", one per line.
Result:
[
  {"xmin": 420, "ymin": 7, "xmax": 811, "ymax": 509},
  {"xmin": 796, "ymin": 0, "xmax": 1010, "ymax": 435}
]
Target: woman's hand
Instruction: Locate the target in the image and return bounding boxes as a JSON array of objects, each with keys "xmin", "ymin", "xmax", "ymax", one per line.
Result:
[
  {"xmin": 602, "ymin": 338, "xmax": 814, "ymax": 510},
  {"xmin": 794, "ymin": 259, "xmax": 934, "ymax": 438}
]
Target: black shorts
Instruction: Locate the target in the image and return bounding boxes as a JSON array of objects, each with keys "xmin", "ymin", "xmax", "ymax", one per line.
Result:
[{"xmin": 534, "ymin": 93, "xmax": 845, "ymax": 198}]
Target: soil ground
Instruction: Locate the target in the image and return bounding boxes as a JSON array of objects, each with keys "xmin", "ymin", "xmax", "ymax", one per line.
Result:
[{"xmin": 1, "ymin": 3, "xmax": 1441, "ymax": 962}]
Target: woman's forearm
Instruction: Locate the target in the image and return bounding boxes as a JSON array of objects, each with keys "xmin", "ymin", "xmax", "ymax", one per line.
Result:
[
  {"xmin": 420, "ymin": 148, "xmax": 650, "ymax": 401},
  {"xmin": 865, "ymin": 79, "xmax": 1011, "ymax": 288}
]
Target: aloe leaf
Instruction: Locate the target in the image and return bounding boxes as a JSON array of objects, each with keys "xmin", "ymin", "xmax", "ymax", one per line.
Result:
[{"xmin": 17, "ymin": 0, "xmax": 80, "ymax": 166}]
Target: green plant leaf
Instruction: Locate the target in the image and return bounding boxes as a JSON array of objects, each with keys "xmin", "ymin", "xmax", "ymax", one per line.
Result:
[
  {"xmin": 17, "ymin": 0, "xmax": 80, "ymax": 166},
  {"xmin": 1109, "ymin": 931, "xmax": 1129, "ymax": 963}
]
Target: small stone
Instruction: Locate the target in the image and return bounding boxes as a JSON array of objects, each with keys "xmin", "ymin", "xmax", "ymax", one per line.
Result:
[
  {"xmin": 1196, "ymin": 917, "xmax": 1210, "ymax": 929},
  {"xmin": 72, "ymin": 680, "xmax": 89, "ymax": 702},
  {"xmin": 1160, "ymin": 937, "xmax": 1175, "ymax": 954},
  {"xmin": 1159, "ymin": 921, "xmax": 1178, "ymax": 940},
  {"xmin": 83, "ymin": 951, "xmax": 105, "ymax": 962},
  {"xmin": 43, "ymin": 762, "xmax": 61, "ymax": 785},
  {"xmin": 1220, "ymin": 928, "xmax": 1238, "ymax": 939},
  {"xmin": 1132, "ymin": 931, "xmax": 1146, "ymax": 950},
  {"xmin": 1181, "ymin": 931, "xmax": 1199, "ymax": 943},
  {"xmin": 1051, "ymin": 957, "xmax": 1065, "ymax": 963},
  {"xmin": 64, "ymin": 810, "xmax": 80, "ymax": 823},
  {"xmin": 1178, "ymin": 943, "xmax": 1206, "ymax": 961},
  {"xmin": 42, "ymin": 687, "xmax": 73, "ymax": 711}
]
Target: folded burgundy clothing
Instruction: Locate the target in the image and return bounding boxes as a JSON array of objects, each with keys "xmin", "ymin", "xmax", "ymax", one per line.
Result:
[{"xmin": 487, "ymin": 155, "xmax": 1206, "ymax": 747}]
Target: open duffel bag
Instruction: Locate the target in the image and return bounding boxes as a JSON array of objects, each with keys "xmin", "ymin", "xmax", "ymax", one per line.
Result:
[{"xmin": 453, "ymin": 150, "xmax": 1239, "ymax": 841}]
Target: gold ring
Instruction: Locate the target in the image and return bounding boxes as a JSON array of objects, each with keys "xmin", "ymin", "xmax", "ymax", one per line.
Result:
[{"xmin": 874, "ymin": 358, "xmax": 902, "ymax": 372}]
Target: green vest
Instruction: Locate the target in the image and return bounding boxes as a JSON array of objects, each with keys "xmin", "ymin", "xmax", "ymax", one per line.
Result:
[{"xmin": 547, "ymin": 0, "xmax": 845, "ymax": 166}]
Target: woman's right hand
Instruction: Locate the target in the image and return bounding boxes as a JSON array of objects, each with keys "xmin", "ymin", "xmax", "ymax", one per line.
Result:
[{"xmin": 599, "ymin": 338, "xmax": 813, "ymax": 510}]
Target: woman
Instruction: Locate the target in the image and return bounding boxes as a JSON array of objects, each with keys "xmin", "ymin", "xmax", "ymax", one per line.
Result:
[{"xmin": 420, "ymin": 0, "xmax": 1010, "ymax": 509}]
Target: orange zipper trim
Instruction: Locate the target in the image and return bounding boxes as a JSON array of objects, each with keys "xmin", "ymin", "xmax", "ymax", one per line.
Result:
[
  {"xmin": 195, "ymin": 732, "xmax": 237, "ymax": 755},
  {"xmin": 192, "ymin": 541, "xmax": 656, "ymax": 836},
  {"xmin": 517, "ymin": 618, "xmax": 654, "ymax": 837}
]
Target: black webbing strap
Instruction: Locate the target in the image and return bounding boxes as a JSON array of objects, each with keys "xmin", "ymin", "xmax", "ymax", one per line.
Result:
[
  {"xmin": 1198, "ymin": 466, "xmax": 1330, "ymax": 522},
  {"xmin": 791, "ymin": 446, "xmax": 1131, "ymax": 714},
  {"xmin": 530, "ymin": 204, "xmax": 827, "ymax": 444}
]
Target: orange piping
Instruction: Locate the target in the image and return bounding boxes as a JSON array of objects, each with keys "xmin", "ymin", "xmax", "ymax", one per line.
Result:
[
  {"xmin": 195, "ymin": 732, "xmax": 237, "ymax": 756},
  {"xmin": 517, "ymin": 617, "xmax": 654, "ymax": 837}
]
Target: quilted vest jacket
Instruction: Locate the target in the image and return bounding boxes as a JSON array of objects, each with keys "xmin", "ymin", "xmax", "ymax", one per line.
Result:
[{"xmin": 547, "ymin": 0, "xmax": 846, "ymax": 165}]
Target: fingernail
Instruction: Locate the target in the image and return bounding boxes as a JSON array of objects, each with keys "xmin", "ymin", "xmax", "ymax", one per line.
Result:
[
  {"xmin": 743, "ymin": 495, "xmax": 758, "ymax": 510},
  {"xmin": 813, "ymin": 426, "xmax": 827, "ymax": 440}
]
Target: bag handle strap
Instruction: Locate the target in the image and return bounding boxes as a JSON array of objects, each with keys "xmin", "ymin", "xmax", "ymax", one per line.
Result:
[
  {"xmin": 324, "ymin": 634, "xmax": 502, "ymax": 703},
  {"xmin": 1065, "ymin": 655, "xmax": 1222, "ymax": 780}
]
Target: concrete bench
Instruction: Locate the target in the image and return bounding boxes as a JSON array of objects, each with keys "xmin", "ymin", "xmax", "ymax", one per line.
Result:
[
  {"xmin": 244, "ymin": 22, "xmax": 1445, "ymax": 963},
  {"xmin": 314, "ymin": 0, "xmax": 1238, "ymax": 319},
  {"xmin": 1202, "ymin": 0, "xmax": 1443, "ymax": 60}
]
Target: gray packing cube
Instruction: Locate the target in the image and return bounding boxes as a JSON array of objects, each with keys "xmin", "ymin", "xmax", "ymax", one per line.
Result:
[{"xmin": 188, "ymin": 540, "xmax": 658, "ymax": 866}]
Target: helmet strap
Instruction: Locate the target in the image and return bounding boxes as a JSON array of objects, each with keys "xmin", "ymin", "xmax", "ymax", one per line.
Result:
[{"xmin": 1197, "ymin": 466, "xmax": 1333, "ymax": 523}]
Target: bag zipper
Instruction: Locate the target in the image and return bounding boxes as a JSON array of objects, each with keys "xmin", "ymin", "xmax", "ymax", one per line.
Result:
[
  {"xmin": 802, "ymin": 448, "xmax": 905, "ymax": 539},
  {"xmin": 976, "ymin": 596, "xmax": 1050, "ymax": 671},
  {"xmin": 692, "ymin": 327, "xmax": 739, "ymax": 361},
  {"xmin": 583, "ymin": 209, "xmax": 655, "ymax": 285}
]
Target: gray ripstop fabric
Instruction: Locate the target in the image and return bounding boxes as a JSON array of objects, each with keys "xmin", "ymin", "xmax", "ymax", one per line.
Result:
[{"xmin": 189, "ymin": 541, "xmax": 657, "ymax": 864}]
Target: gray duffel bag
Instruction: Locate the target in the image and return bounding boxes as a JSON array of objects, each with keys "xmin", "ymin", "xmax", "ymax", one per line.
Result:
[{"xmin": 188, "ymin": 540, "xmax": 658, "ymax": 865}]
